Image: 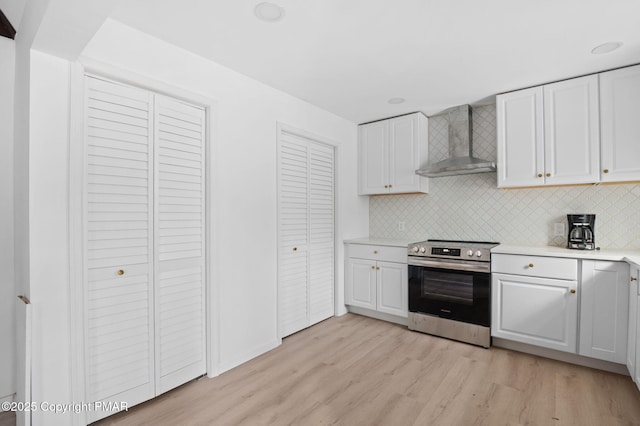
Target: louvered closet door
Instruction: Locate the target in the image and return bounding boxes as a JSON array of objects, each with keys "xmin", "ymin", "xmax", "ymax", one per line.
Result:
[
  {"xmin": 308, "ymin": 142, "xmax": 334, "ymax": 324},
  {"xmin": 85, "ymin": 76, "xmax": 155, "ymax": 422},
  {"xmin": 154, "ymin": 95, "xmax": 206, "ymax": 394},
  {"xmin": 278, "ymin": 135, "xmax": 310, "ymax": 337},
  {"xmin": 278, "ymin": 130, "xmax": 334, "ymax": 338}
]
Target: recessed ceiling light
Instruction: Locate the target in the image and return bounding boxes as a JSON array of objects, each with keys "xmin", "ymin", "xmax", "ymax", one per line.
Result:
[
  {"xmin": 388, "ymin": 97, "xmax": 405, "ymax": 104},
  {"xmin": 591, "ymin": 42, "xmax": 623, "ymax": 54},
  {"xmin": 254, "ymin": 2, "xmax": 285, "ymax": 22}
]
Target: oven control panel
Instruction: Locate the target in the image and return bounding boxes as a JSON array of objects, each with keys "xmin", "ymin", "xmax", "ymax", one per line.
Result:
[
  {"xmin": 431, "ymin": 247, "xmax": 460, "ymax": 256},
  {"xmin": 408, "ymin": 240, "xmax": 498, "ymax": 263}
]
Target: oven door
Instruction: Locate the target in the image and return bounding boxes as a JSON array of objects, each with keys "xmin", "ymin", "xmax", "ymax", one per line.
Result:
[{"xmin": 408, "ymin": 258, "xmax": 490, "ymax": 327}]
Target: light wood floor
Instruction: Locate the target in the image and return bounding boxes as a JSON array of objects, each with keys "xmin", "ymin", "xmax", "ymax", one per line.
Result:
[
  {"xmin": 5, "ymin": 313, "xmax": 640, "ymax": 425},
  {"xmin": 94, "ymin": 313, "xmax": 640, "ymax": 426}
]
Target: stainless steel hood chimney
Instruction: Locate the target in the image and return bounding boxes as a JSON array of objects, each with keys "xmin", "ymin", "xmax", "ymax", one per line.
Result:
[{"xmin": 416, "ymin": 105, "xmax": 496, "ymax": 177}]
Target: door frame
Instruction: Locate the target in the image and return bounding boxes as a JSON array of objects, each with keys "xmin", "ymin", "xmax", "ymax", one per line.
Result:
[
  {"xmin": 69, "ymin": 59, "xmax": 219, "ymax": 425},
  {"xmin": 276, "ymin": 122, "xmax": 340, "ymax": 341}
]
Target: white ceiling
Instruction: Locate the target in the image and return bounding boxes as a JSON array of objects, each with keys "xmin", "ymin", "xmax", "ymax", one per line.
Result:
[{"xmin": 14, "ymin": 0, "xmax": 640, "ymax": 123}]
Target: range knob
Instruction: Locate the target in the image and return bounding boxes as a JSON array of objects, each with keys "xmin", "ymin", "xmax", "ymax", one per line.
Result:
[
  {"xmin": 476, "ymin": 250, "xmax": 483, "ymax": 257},
  {"xmin": 419, "ymin": 247, "xmax": 426, "ymax": 253},
  {"xmin": 467, "ymin": 250, "xmax": 474, "ymax": 257},
  {"xmin": 412, "ymin": 246, "xmax": 419, "ymax": 253}
]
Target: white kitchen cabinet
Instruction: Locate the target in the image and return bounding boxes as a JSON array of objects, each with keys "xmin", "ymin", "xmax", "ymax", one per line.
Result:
[
  {"xmin": 492, "ymin": 254, "xmax": 578, "ymax": 353},
  {"xmin": 84, "ymin": 76, "xmax": 206, "ymax": 422},
  {"xmin": 496, "ymin": 86, "xmax": 544, "ymax": 187},
  {"xmin": 345, "ymin": 243, "xmax": 408, "ymax": 318},
  {"xmin": 579, "ymin": 260, "xmax": 629, "ymax": 363},
  {"xmin": 358, "ymin": 112, "xmax": 428, "ymax": 195},
  {"xmin": 497, "ymin": 75, "xmax": 600, "ymax": 188},
  {"xmin": 600, "ymin": 64, "xmax": 640, "ymax": 183},
  {"xmin": 278, "ymin": 129, "xmax": 335, "ymax": 338},
  {"xmin": 543, "ymin": 75, "xmax": 600, "ymax": 185},
  {"xmin": 628, "ymin": 265, "xmax": 639, "ymax": 382},
  {"xmin": 346, "ymin": 257, "xmax": 377, "ymax": 310}
]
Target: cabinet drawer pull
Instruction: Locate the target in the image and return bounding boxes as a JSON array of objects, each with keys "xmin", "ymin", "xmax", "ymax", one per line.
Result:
[
  {"xmin": 570, "ymin": 289, "xmax": 576, "ymax": 294},
  {"xmin": 528, "ymin": 263, "xmax": 534, "ymax": 268},
  {"xmin": 117, "ymin": 269, "xmax": 125, "ymax": 276}
]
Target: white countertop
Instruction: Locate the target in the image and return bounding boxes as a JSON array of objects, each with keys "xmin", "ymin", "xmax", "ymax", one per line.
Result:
[
  {"xmin": 342, "ymin": 239, "xmax": 640, "ymax": 268},
  {"xmin": 343, "ymin": 237, "xmax": 415, "ymax": 248},
  {"xmin": 493, "ymin": 244, "xmax": 640, "ymax": 268}
]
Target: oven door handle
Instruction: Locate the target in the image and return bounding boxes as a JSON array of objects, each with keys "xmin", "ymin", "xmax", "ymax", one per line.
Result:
[{"xmin": 408, "ymin": 257, "xmax": 490, "ymax": 273}]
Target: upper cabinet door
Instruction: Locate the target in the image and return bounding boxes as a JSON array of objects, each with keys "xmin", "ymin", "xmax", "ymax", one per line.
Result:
[
  {"xmin": 359, "ymin": 120, "xmax": 389, "ymax": 194},
  {"xmin": 358, "ymin": 113, "xmax": 428, "ymax": 195},
  {"xmin": 600, "ymin": 65, "xmax": 640, "ymax": 183},
  {"xmin": 389, "ymin": 114, "xmax": 424, "ymax": 194},
  {"xmin": 544, "ymin": 75, "xmax": 600, "ymax": 185},
  {"xmin": 496, "ymin": 86, "xmax": 544, "ymax": 188}
]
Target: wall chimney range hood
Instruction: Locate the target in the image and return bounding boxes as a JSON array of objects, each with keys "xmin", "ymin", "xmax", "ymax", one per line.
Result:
[{"xmin": 416, "ymin": 105, "xmax": 496, "ymax": 177}]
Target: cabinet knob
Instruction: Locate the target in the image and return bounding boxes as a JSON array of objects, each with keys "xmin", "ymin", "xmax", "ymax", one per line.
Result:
[
  {"xmin": 537, "ymin": 173, "xmax": 543, "ymax": 178},
  {"xmin": 632, "ymin": 277, "xmax": 638, "ymax": 282},
  {"xmin": 371, "ymin": 265, "xmax": 375, "ymax": 270},
  {"xmin": 389, "ymin": 185, "xmax": 392, "ymax": 188},
  {"xmin": 376, "ymin": 266, "xmax": 380, "ymax": 270},
  {"xmin": 603, "ymin": 169, "xmax": 609, "ymax": 174},
  {"xmin": 293, "ymin": 247, "xmax": 298, "ymax": 251},
  {"xmin": 546, "ymin": 173, "xmax": 551, "ymax": 177},
  {"xmin": 117, "ymin": 269, "xmax": 125, "ymax": 276},
  {"xmin": 570, "ymin": 289, "xmax": 576, "ymax": 294},
  {"xmin": 384, "ymin": 185, "xmax": 388, "ymax": 188},
  {"xmin": 528, "ymin": 263, "xmax": 534, "ymax": 268},
  {"xmin": 373, "ymin": 250, "xmax": 378, "ymax": 254}
]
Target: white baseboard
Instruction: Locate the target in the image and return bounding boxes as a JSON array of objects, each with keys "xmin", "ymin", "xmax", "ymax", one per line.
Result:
[
  {"xmin": 492, "ymin": 337, "xmax": 629, "ymax": 375},
  {"xmin": 347, "ymin": 306, "xmax": 409, "ymax": 326},
  {"xmin": 216, "ymin": 339, "xmax": 281, "ymax": 375}
]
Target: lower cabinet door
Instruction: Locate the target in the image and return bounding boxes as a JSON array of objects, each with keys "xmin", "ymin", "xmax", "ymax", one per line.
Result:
[
  {"xmin": 346, "ymin": 258, "xmax": 377, "ymax": 310},
  {"xmin": 628, "ymin": 267, "xmax": 638, "ymax": 381},
  {"xmin": 376, "ymin": 261, "xmax": 408, "ymax": 317},
  {"xmin": 636, "ymin": 293, "xmax": 640, "ymax": 390},
  {"xmin": 579, "ymin": 260, "xmax": 629, "ymax": 363},
  {"xmin": 492, "ymin": 273, "xmax": 578, "ymax": 353}
]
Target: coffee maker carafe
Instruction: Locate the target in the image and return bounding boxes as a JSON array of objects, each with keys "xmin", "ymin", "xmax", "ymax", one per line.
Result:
[{"xmin": 567, "ymin": 214, "xmax": 596, "ymax": 250}]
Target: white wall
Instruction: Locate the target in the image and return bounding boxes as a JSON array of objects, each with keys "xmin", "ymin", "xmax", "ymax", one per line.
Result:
[
  {"xmin": 77, "ymin": 20, "xmax": 360, "ymax": 371},
  {"xmin": 28, "ymin": 50, "xmax": 73, "ymax": 425},
  {"xmin": 79, "ymin": 20, "xmax": 367, "ymax": 372},
  {"xmin": 0, "ymin": 36, "xmax": 16, "ymax": 403},
  {"xmin": 79, "ymin": 20, "xmax": 368, "ymax": 372}
]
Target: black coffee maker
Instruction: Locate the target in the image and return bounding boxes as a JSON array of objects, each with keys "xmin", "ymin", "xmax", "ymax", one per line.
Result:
[{"xmin": 567, "ymin": 214, "xmax": 596, "ymax": 250}]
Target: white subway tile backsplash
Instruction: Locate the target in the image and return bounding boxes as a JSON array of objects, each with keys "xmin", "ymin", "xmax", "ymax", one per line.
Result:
[{"xmin": 370, "ymin": 104, "xmax": 640, "ymax": 249}]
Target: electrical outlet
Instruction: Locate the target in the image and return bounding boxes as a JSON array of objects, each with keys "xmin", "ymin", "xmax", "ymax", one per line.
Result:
[
  {"xmin": 398, "ymin": 221, "xmax": 406, "ymax": 231},
  {"xmin": 554, "ymin": 222, "xmax": 565, "ymax": 236}
]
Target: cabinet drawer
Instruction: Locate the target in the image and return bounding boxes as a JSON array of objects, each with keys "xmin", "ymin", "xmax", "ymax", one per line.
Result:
[
  {"xmin": 492, "ymin": 254, "xmax": 577, "ymax": 280},
  {"xmin": 346, "ymin": 243, "xmax": 407, "ymax": 263}
]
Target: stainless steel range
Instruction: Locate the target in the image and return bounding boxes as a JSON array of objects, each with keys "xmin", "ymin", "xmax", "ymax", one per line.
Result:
[{"xmin": 407, "ymin": 239, "xmax": 499, "ymax": 348}]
